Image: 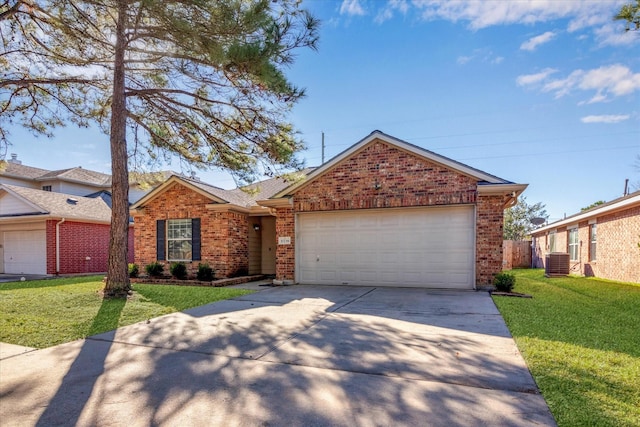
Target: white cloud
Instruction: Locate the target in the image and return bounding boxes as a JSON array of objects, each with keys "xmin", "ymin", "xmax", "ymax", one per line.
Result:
[
  {"xmin": 375, "ymin": 0, "xmax": 409, "ymax": 23},
  {"xmin": 340, "ymin": 0, "xmax": 366, "ymax": 16},
  {"xmin": 523, "ymin": 64, "xmax": 640, "ymax": 103},
  {"xmin": 410, "ymin": 0, "xmax": 612, "ymax": 30},
  {"xmin": 516, "ymin": 68, "xmax": 558, "ymax": 86},
  {"xmin": 593, "ymin": 22, "xmax": 638, "ymax": 47},
  {"xmin": 368, "ymin": 1, "xmax": 635, "ymax": 48},
  {"xmin": 520, "ymin": 31, "xmax": 556, "ymax": 51},
  {"xmin": 457, "ymin": 48, "xmax": 504, "ymax": 66},
  {"xmin": 581, "ymin": 115, "xmax": 630, "ymax": 124}
]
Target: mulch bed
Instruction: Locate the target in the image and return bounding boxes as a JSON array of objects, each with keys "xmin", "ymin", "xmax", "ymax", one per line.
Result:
[
  {"xmin": 490, "ymin": 291, "xmax": 533, "ymax": 298},
  {"xmin": 130, "ymin": 275, "xmax": 267, "ymax": 287}
]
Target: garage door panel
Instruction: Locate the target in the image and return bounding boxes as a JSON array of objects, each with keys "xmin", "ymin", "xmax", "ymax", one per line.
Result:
[
  {"xmin": 297, "ymin": 206, "xmax": 474, "ymax": 289},
  {"xmin": 4, "ymin": 230, "xmax": 46, "ymax": 275}
]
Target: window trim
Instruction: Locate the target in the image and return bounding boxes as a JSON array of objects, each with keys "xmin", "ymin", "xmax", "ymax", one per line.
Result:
[
  {"xmin": 156, "ymin": 218, "xmax": 201, "ymax": 262},
  {"xmin": 589, "ymin": 223, "xmax": 597, "ymax": 261},
  {"xmin": 167, "ymin": 218, "xmax": 193, "ymax": 261},
  {"xmin": 568, "ymin": 227, "xmax": 579, "ymax": 261}
]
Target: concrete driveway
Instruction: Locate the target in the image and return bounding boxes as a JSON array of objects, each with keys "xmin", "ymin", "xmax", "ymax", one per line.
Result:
[{"xmin": 0, "ymin": 285, "xmax": 556, "ymax": 426}]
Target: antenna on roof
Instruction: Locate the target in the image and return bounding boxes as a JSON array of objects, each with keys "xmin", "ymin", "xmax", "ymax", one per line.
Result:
[{"xmin": 321, "ymin": 131, "xmax": 325, "ymax": 164}]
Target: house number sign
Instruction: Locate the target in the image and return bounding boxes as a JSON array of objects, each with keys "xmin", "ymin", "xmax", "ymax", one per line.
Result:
[{"xmin": 278, "ymin": 236, "xmax": 291, "ymax": 245}]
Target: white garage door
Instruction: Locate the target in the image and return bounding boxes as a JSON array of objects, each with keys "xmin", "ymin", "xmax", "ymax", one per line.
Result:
[
  {"xmin": 297, "ymin": 206, "xmax": 475, "ymax": 288},
  {"xmin": 3, "ymin": 230, "xmax": 47, "ymax": 275}
]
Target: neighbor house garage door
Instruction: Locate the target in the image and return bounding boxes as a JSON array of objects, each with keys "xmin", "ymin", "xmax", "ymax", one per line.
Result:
[
  {"xmin": 3, "ymin": 230, "xmax": 47, "ymax": 274},
  {"xmin": 297, "ymin": 206, "xmax": 474, "ymax": 288}
]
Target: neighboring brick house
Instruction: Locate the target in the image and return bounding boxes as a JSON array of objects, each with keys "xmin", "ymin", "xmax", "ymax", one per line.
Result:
[
  {"xmin": 0, "ymin": 154, "xmax": 170, "ymax": 276},
  {"xmin": 531, "ymin": 191, "xmax": 640, "ymax": 284},
  {"xmin": 0, "ymin": 184, "xmax": 134, "ymax": 275},
  {"xmin": 133, "ymin": 131, "xmax": 527, "ymax": 288}
]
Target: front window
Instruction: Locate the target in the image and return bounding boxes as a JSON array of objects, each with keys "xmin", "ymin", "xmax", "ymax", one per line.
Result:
[
  {"xmin": 590, "ymin": 224, "xmax": 597, "ymax": 261},
  {"xmin": 568, "ymin": 228, "xmax": 579, "ymax": 261},
  {"xmin": 167, "ymin": 219, "xmax": 192, "ymax": 260},
  {"xmin": 42, "ymin": 185, "xmax": 52, "ymax": 192}
]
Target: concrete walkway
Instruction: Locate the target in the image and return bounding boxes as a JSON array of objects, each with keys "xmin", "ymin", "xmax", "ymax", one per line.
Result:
[{"xmin": 0, "ymin": 285, "xmax": 556, "ymax": 426}]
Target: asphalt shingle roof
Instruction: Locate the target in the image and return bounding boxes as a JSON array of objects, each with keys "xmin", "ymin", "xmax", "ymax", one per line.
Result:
[
  {"xmin": 38, "ymin": 167, "xmax": 112, "ymax": 186},
  {"xmin": 1, "ymin": 184, "xmax": 112, "ymax": 222},
  {"xmin": 0, "ymin": 161, "xmax": 50, "ymax": 180}
]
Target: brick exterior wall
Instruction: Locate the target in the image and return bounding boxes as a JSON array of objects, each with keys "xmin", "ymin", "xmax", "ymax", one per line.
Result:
[
  {"xmin": 293, "ymin": 141, "xmax": 477, "ymax": 212},
  {"xmin": 133, "ymin": 183, "xmax": 249, "ymax": 278},
  {"xmin": 476, "ymin": 195, "xmax": 505, "ymax": 286},
  {"xmin": 275, "ymin": 207, "xmax": 295, "ymax": 280},
  {"xmin": 531, "ymin": 204, "xmax": 640, "ymax": 283},
  {"xmin": 45, "ymin": 220, "xmax": 134, "ymax": 274},
  {"xmin": 275, "ymin": 139, "xmax": 506, "ymax": 286}
]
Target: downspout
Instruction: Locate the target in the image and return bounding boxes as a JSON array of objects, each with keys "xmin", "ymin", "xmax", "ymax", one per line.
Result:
[{"xmin": 56, "ymin": 218, "xmax": 66, "ymax": 275}]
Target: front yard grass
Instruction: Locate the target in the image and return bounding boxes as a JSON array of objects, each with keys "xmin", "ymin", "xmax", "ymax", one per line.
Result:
[
  {"xmin": 492, "ymin": 269, "xmax": 640, "ymax": 427},
  {"xmin": 0, "ymin": 276, "xmax": 253, "ymax": 349}
]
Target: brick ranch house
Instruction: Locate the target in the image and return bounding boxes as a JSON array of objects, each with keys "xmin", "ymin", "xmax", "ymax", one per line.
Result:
[
  {"xmin": 0, "ymin": 184, "xmax": 134, "ymax": 275},
  {"xmin": 132, "ymin": 131, "xmax": 527, "ymax": 289},
  {"xmin": 531, "ymin": 190, "xmax": 640, "ymax": 284}
]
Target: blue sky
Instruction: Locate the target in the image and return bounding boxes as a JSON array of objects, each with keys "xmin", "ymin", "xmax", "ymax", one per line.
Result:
[{"xmin": 5, "ymin": 0, "xmax": 640, "ymax": 221}]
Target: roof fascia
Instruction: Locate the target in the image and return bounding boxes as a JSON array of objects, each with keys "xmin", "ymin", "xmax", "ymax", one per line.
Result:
[
  {"xmin": 531, "ymin": 192, "xmax": 640, "ymax": 235},
  {"xmin": 257, "ymin": 197, "xmax": 293, "ymax": 208},
  {"xmin": 0, "ymin": 185, "xmax": 48, "ymax": 213},
  {"xmin": 0, "ymin": 214, "xmax": 111, "ymax": 225},
  {"xmin": 271, "ymin": 131, "xmax": 507, "ymax": 198},
  {"xmin": 477, "ymin": 183, "xmax": 528, "ymax": 196},
  {"xmin": 205, "ymin": 203, "xmax": 250, "ymax": 214},
  {"xmin": 130, "ymin": 175, "xmax": 228, "ymax": 209}
]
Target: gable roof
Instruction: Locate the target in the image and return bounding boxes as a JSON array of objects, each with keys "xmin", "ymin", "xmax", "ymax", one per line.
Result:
[
  {"xmin": 0, "ymin": 161, "xmax": 50, "ymax": 180},
  {"xmin": 131, "ymin": 170, "xmax": 314, "ymax": 211},
  {"xmin": 37, "ymin": 167, "xmax": 112, "ymax": 187},
  {"xmin": 0, "ymin": 160, "xmax": 112, "ymax": 188},
  {"xmin": 270, "ymin": 130, "xmax": 521, "ymax": 199},
  {"xmin": 0, "ymin": 184, "xmax": 112, "ymax": 223},
  {"xmin": 531, "ymin": 190, "xmax": 640, "ymax": 235}
]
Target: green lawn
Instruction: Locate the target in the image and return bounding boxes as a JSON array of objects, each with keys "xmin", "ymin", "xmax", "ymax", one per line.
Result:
[
  {"xmin": 492, "ymin": 269, "xmax": 640, "ymax": 427},
  {"xmin": 0, "ymin": 276, "xmax": 253, "ymax": 349}
]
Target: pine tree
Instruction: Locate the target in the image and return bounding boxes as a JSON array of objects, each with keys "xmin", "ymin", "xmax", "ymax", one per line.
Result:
[{"xmin": 1, "ymin": 0, "xmax": 319, "ymax": 297}]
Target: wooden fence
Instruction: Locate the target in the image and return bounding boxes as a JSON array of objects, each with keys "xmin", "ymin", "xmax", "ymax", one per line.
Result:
[{"xmin": 503, "ymin": 240, "xmax": 531, "ymax": 270}]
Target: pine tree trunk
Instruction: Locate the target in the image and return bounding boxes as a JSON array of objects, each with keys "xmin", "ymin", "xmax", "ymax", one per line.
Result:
[{"xmin": 104, "ymin": 0, "xmax": 131, "ymax": 298}]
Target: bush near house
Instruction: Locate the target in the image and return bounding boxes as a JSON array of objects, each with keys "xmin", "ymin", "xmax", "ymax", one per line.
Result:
[
  {"xmin": 492, "ymin": 269, "xmax": 640, "ymax": 427},
  {"xmin": 493, "ymin": 272, "xmax": 516, "ymax": 292},
  {"xmin": 128, "ymin": 263, "xmax": 139, "ymax": 278},
  {"xmin": 197, "ymin": 263, "xmax": 215, "ymax": 281},
  {"xmin": 170, "ymin": 262, "xmax": 188, "ymax": 280},
  {"xmin": 145, "ymin": 261, "xmax": 164, "ymax": 277}
]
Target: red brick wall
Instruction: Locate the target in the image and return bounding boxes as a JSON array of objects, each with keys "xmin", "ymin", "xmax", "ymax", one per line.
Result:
[
  {"xmin": 596, "ymin": 206, "xmax": 640, "ymax": 283},
  {"xmin": 531, "ymin": 204, "xmax": 640, "ymax": 283},
  {"xmin": 133, "ymin": 182, "xmax": 249, "ymax": 278},
  {"xmin": 476, "ymin": 195, "xmax": 505, "ymax": 286},
  {"xmin": 275, "ymin": 207, "xmax": 295, "ymax": 280},
  {"xmin": 45, "ymin": 220, "xmax": 132, "ymax": 274},
  {"xmin": 275, "ymin": 139, "xmax": 506, "ymax": 286},
  {"xmin": 293, "ymin": 141, "xmax": 477, "ymax": 212}
]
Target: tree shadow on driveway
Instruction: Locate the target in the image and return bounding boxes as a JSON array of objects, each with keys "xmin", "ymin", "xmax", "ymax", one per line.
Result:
[{"xmin": 0, "ymin": 286, "xmax": 556, "ymax": 426}]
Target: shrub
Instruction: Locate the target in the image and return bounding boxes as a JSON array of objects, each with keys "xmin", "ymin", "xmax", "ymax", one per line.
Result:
[
  {"xmin": 494, "ymin": 272, "xmax": 516, "ymax": 292},
  {"xmin": 170, "ymin": 262, "xmax": 188, "ymax": 280},
  {"xmin": 145, "ymin": 262, "xmax": 164, "ymax": 277},
  {"xmin": 197, "ymin": 263, "xmax": 214, "ymax": 281},
  {"xmin": 128, "ymin": 263, "xmax": 139, "ymax": 278}
]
